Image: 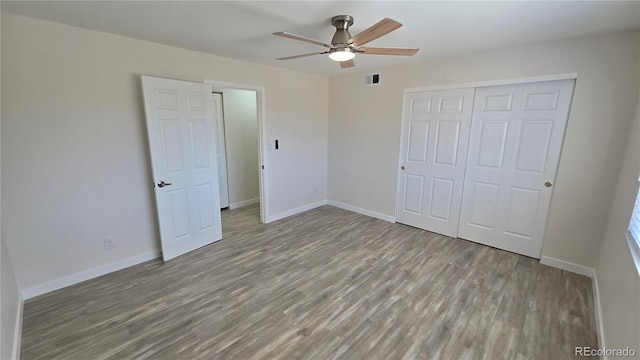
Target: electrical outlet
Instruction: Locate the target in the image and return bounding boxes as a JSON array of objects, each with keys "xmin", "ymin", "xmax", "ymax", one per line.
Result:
[{"xmin": 103, "ymin": 239, "xmax": 114, "ymax": 251}]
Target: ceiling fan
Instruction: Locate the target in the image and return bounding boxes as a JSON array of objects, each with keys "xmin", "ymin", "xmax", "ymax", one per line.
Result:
[{"xmin": 273, "ymin": 15, "xmax": 419, "ymax": 69}]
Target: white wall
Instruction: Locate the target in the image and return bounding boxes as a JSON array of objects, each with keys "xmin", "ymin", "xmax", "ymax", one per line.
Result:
[
  {"xmin": 1, "ymin": 240, "xmax": 21, "ymax": 360},
  {"xmin": 220, "ymin": 89, "xmax": 259, "ymax": 207},
  {"xmin": 1, "ymin": 11, "xmax": 22, "ymax": 358},
  {"xmin": 328, "ymin": 30, "xmax": 640, "ymax": 269},
  {"xmin": 594, "ymin": 92, "xmax": 640, "ymax": 356},
  {"xmin": 1, "ymin": 13, "xmax": 328, "ymax": 293}
]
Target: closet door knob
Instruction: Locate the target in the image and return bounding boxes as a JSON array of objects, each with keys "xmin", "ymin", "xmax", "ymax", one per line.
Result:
[
  {"xmin": 544, "ymin": 181, "xmax": 552, "ymax": 188},
  {"xmin": 401, "ymin": 166, "xmax": 405, "ymax": 170}
]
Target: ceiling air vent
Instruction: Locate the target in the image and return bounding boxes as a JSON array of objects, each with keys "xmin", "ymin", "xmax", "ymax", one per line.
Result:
[{"xmin": 365, "ymin": 73, "xmax": 381, "ymax": 86}]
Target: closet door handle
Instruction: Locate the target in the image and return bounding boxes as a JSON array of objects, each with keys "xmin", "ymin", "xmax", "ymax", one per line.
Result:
[
  {"xmin": 157, "ymin": 181, "xmax": 172, "ymax": 188},
  {"xmin": 401, "ymin": 166, "xmax": 405, "ymax": 170},
  {"xmin": 544, "ymin": 181, "xmax": 552, "ymax": 188}
]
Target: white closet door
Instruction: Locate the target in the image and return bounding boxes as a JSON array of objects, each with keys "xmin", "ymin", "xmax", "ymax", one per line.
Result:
[
  {"xmin": 458, "ymin": 79, "xmax": 575, "ymax": 258},
  {"xmin": 396, "ymin": 88, "xmax": 474, "ymax": 237}
]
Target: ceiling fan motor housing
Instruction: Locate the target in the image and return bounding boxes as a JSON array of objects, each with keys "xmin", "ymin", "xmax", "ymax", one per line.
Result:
[{"xmin": 331, "ymin": 15, "xmax": 354, "ymax": 46}]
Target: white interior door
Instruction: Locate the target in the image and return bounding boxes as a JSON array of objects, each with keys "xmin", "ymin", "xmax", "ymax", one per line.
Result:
[
  {"xmin": 458, "ymin": 79, "xmax": 575, "ymax": 258},
  {"xmin": 141, "ymin": 76, "xmax": 223, "ymax": 261},
  {"xmin": 396, "ymin": 88, "xmax": 474, "ymax": 237},
  {"xmin": 213, "ymin": 93, "xmax": 230, "ymax": 208}
]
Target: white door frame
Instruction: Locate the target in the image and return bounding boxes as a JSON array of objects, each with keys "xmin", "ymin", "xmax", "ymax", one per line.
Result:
[
  {"xmin": 403, "ymin": 73, "xmax": 578, "ymax": 94},
  {"xmin": 204, "ymin": 79, "xmax": 268, "ymax": 223}
]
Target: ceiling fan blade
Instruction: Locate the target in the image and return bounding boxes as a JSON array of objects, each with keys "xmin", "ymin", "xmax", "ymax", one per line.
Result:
[
  {"xmin": 349, "ymin": 18, "xmax": 402, "ymax": 46},
  {"xmin": 360, "ymin": 47, "xmax": 419, "ymax": 56},
  {"xmin": 273, "ymin": 32, "xmax": 334, "ymax": 49},
  {"xmin": 340, "ymin": 59, "xmax": 355, "ymax": 69},
  {"xmin": 276, "ymin": 52, "xmax": 327, "ymax": 60}
]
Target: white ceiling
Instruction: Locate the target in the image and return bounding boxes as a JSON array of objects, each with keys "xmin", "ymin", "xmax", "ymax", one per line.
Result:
[{"xmin": 3, "ymin": 1, "xmax": 640, "ymax": 77}]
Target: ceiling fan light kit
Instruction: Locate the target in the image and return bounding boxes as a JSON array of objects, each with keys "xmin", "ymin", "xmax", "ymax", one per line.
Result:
[
  {"xmin": 328, "ymin": 48, "xmax": 355, "ymax": 61},
  {"xmin": 273, "ymin": 15, "xmax": 419, "ymax": 69}
]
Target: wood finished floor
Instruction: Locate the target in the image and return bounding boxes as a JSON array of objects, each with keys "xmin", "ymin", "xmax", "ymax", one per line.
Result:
[{"xmin": 21, "ymin": 204, "xmax": 597, "ymax": 360}]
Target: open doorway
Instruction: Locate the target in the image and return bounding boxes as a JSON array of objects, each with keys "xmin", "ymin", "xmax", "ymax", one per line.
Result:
[
  {"xmin": 205, "ymin": 79, "xmax": 267, "ymax": 223},
  {"xmin": 213, "ymin": 88, "xmax": 259, "ymax": 210}
]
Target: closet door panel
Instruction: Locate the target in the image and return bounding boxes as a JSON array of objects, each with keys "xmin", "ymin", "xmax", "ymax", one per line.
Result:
[
  {"xmin": 396, "ymin": 88, "xmax": 474, "ymax": 237},
  {"xmin": 458, "ymin": 79, "xmax": 575, "ymax": 258}
]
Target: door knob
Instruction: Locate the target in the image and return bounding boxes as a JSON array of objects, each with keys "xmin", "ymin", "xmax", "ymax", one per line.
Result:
[
  {"xmin": 157, "ymin": 181, "xmax": 172, "ymax": 188},
  {"xmin": 544, "ymin": 181, "xmax": 552, "ymax": 188},
  {"xmin": 401, "ymin": 166, "xmax": 405, "ymax": 170}
]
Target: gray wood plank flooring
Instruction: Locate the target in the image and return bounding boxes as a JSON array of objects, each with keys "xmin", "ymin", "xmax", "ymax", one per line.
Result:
[{"xmin": 21, "ymin": 204, "xmax": 597, "ymax": 359}]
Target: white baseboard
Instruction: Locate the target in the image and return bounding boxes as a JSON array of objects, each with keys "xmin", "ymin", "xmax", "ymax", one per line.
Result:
[
  {"xmin": 229, "ymin": 197, "xmax": 259, "ymax": 210},
  {"xmin": 12, "ymin": 297, "xmax": 23, "ymax": 360},
  {"xmin": 591, "ymin": 270, "xmax": 606, "ymax": 352},
  {"xmin": 539, "ymin": 255, "xmax": 594, "ymax": 277},
  {"xmin": 327, "ymin": 200, "xmax": 396, "ymax": 223},
  {"xmin": 539, "ymin": 256, "xmax": 605, "ymax": 352},
  {"xmin": 21, "ymin": 250, "xmax": 160, "ymax": 300},
  {"xmin": 265, "ymin": 200, "xmax": 327, "ymax": 223}
]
